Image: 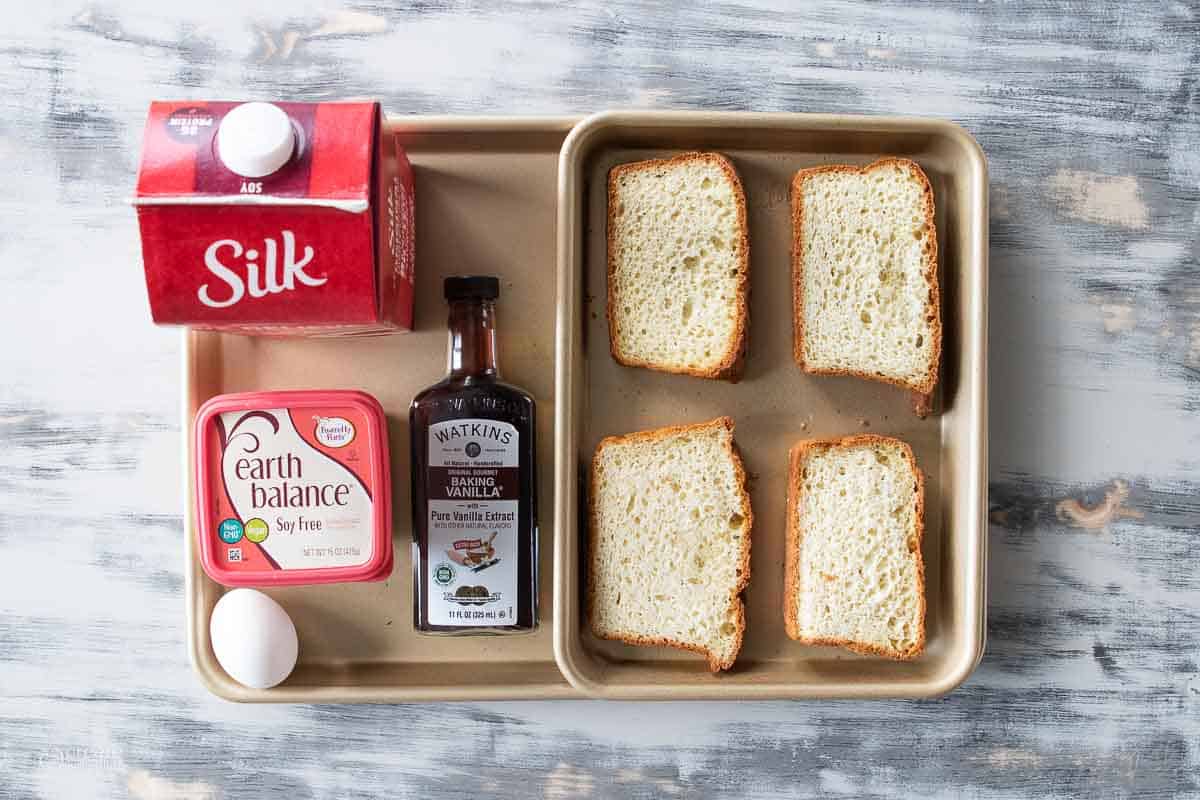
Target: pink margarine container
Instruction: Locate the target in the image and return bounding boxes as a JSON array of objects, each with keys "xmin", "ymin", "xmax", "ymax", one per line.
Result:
[{"xmin": 194, "ymin": 390, "xmax": 393, "ymax": 586}]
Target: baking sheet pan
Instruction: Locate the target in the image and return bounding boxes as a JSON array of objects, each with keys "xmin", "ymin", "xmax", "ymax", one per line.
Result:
[
  {"xmin": 553, "ymin": 111, "xmax": 988, "ymax": 699},
  {"xmin": 184, "ymin": 116, "xmax": 580, "ymax": 702}
]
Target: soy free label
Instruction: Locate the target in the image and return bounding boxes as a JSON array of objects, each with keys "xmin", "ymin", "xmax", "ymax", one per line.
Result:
[{"xmin": 426, "ymin": 419, "xmax": 519, "ymax": 626}]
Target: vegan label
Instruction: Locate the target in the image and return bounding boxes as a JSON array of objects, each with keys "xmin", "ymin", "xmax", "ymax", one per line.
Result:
[{"xmin": 244, "ymin": 518, "xmax": 269, "ymax": 543}]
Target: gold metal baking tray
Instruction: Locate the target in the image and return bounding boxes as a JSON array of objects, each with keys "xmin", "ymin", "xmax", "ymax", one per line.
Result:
[
  {"xmin": 184, "ymin": 116, "xmax": 580, "ymax": 702},
  {"xmin": 183, "ymin": 112, "xmax": 986, "ymax": 702},
  {"xmin": 553, "ymin": 111, "xmax": 988, "ymax": 699}
]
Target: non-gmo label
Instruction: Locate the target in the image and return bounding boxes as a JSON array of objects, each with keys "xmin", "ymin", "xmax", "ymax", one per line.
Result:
[
  {"xmin": 218, "ymin": 518, "xmax": 244, "ymax": 543},
  {"xmin": 433, "ymin": 563, "xmax": 456, "ymax": 586}
]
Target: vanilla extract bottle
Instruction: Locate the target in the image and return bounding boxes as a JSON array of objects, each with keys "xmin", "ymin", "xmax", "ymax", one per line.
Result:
[{"xmin": 410, "ymin": 276, "xmax": 537, "ymax": 633}]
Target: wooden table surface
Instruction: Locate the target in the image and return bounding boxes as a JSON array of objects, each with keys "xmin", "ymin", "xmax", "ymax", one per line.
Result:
[{"xmin": 3, "ymin": 2, "xmax": 1198, "ymax": 798}]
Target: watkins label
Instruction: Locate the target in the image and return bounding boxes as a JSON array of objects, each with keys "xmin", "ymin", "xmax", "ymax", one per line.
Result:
[
  {"xmin": 198, "ymin": 230, "xmax": 326, "ymax": 308},
  {"xmin": 426, "ymin": 419, "xmax": 519, "ymax": 626}
]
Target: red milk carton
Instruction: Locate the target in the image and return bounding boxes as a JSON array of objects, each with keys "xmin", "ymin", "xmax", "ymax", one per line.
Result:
[{"xmin": 134, "ymin": 101, "xmax": 414, "ymax": 334}]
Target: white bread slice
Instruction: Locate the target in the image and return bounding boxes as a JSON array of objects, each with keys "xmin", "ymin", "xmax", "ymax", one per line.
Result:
[
  {"xmin": 607, "ymin": 153, "xmax": 749, "ymax": 381},
  {"xmin": 784, "ymin": 434, "xmax": 926, "ymax": 660},
  {"xmin": 589, "ymin": 417, "xmax": 752, "ymax": 671},
  {"xmin": 792, "ymin": 158, "xmax": 941, "ymax": 396}
]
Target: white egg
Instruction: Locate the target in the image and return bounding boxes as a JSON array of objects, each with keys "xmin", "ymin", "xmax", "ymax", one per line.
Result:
[{"xmin": 209, "ymin": 588, "xmax": 299, "ymax": 689}]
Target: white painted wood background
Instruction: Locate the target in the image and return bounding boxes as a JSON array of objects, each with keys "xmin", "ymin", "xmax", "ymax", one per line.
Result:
[{"xmin": 2, "ymin": 2, "xmax": 1198, "ymax": 797}]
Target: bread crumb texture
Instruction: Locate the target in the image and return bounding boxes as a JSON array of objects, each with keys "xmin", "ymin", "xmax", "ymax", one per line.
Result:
[
  {"xmin": 798, "ymin": 160, "xmax": 937, "ymax": 391},
  {"xmin": 609, "ymin": 154, "xmax": 746, "ymax": 376},
  {"xmin": 792, "ymin": 438, "xmax": 924, "ymax": 658},
  {"xmin": 591, "ymin": 418, "xmax": 749, "ymax": 670}
]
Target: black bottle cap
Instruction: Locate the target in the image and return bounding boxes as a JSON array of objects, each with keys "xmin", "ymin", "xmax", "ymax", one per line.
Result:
[{"xmin": 444, "ymin": 275, "xmax": 500, "ymax": 302}]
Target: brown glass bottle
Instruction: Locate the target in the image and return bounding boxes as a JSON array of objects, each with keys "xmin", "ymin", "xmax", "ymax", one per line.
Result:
[{"xmin": 410, "ymin": 276, "xmax": 537, "ymax": 633}]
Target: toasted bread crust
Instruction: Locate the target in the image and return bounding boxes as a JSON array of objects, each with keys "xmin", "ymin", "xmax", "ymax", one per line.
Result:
[
  {"xmin": 791, "ymin": 157, "xmax": 942, "ymax": 399},
  {"xmin": 607, "ymin": 152, "xmax": 750, "ymax": 382},
  {"xmin": 588, "ymin": 416, "xmax": 753, "ymax": 671},
  {"xmin": 911, "ymin": 390, "xmax": 935, "ymax": 418},
  {"xmin": 783, "ymin": 433, "xmax": 927, "ymax": 661}
]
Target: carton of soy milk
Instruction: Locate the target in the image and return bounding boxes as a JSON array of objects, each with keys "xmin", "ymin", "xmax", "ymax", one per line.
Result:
[{"xmin": 134, "ymin": 101, "xmax": 414, "ymax": 334}]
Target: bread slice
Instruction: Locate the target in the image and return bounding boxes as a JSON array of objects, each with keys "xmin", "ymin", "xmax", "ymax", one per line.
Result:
[
  {"xmin": 792, "ymin": 158, "xmax": 941, "ymax": 396},
  {"xmin": 607, "ymin": 153, "xmax": 749, "ymax": 381},
  {"xmin": 589, "ymin": 417, "xmax": 752, "ymax": 671},
  {"xmin": 784, "ymin": 434, "xmax": 926, "ymax": 660}
]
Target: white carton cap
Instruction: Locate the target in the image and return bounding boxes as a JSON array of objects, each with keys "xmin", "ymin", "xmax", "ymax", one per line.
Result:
[{"xmin": 217, "ymin": 102, "xmax": 296, "ymax": 178}]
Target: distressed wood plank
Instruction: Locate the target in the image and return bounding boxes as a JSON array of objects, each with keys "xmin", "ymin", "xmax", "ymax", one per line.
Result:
[{"xmin": 1, "ymin": 1, "xmax": 1198, "ymax": 798}]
